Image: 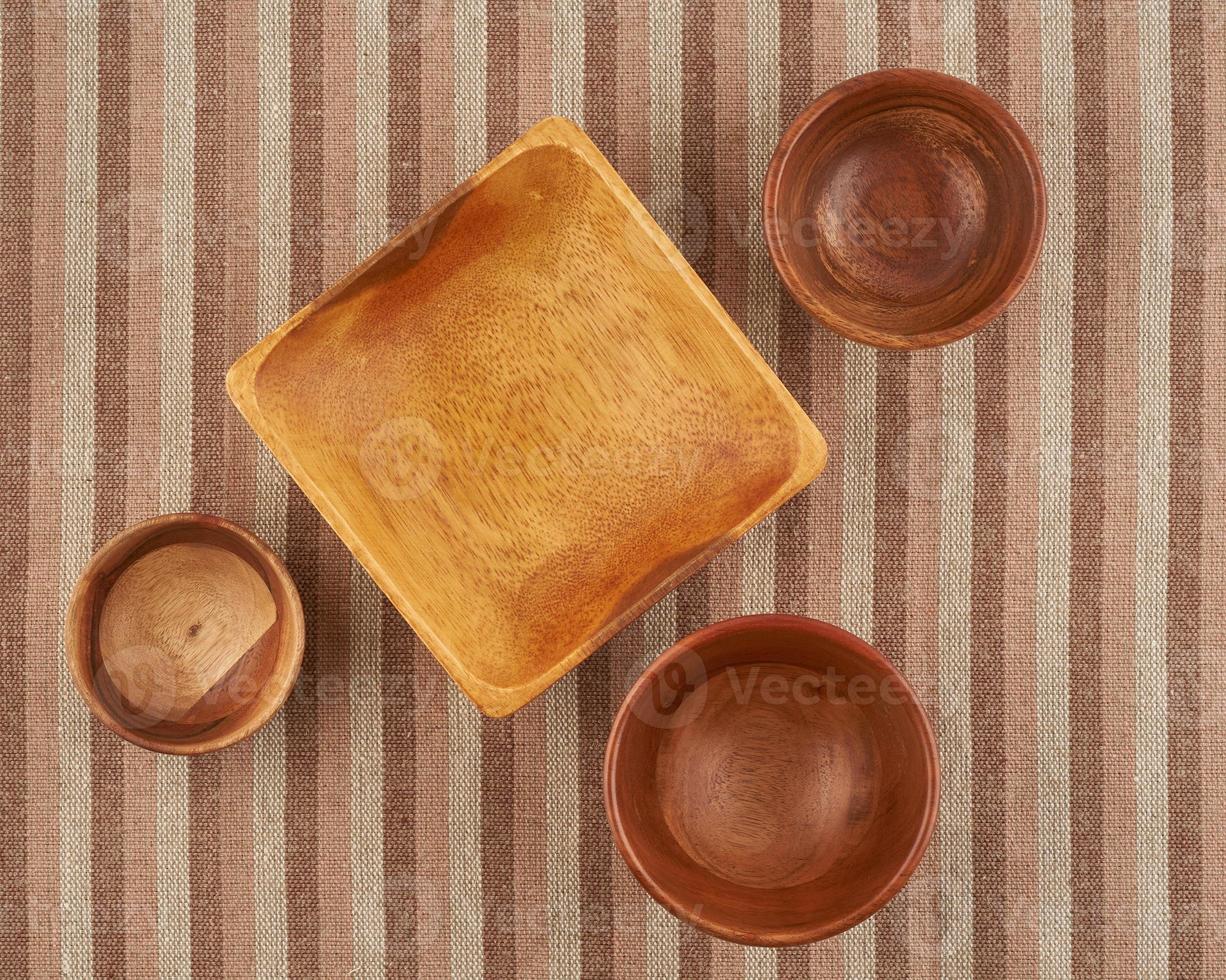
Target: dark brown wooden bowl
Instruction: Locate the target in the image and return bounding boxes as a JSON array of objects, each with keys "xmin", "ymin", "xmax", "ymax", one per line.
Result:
[
  {"xmin": 604, "ymin": 615, "xmax": 938, "ymax": 946},
  {"xmin": 65, "ymin": 513, "xmax": 304, "ymax": 755},
  {"xmin": 763, "ymin": 68, "xmax": 1045, "ymax": 349}
]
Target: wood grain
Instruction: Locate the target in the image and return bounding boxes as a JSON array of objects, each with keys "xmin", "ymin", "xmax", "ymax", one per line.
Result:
[
  {"xmin": 227, "ymin": 116, "xmax": 827, "ymax": 717},
  {"xmin": 604, "ymin": 615, "xmax": 939, "ymax": 947},
  {"xmin": 763, "ymin": 68, "xmax": 1046, "ymax": 349},
  {"xmin": 98, "ymin": 543, "xmax": 276, "ymax": 724},
  {"xmin": 65, "ymin": 513, "xmax": 304, "ymax": 754}
]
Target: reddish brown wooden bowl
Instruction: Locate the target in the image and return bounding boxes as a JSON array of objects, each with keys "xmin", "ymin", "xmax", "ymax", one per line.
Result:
[
  {"xmin": 66, "ymin": 513, "xmax": 304, "ymax": 755},
  {"xmin": 604, "ymin": 615, "xmax": 938, "ymax": 946},
  {"xmin": 763, "ymin": 68, "xmax": 1045, "ymax": 349}
]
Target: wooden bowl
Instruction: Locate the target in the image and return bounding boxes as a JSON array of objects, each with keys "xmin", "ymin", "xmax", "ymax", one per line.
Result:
[
  {"xmin": 763, "ymin": 69, "xmax": 1045, "ymax": 349},
  {"xmin": 604, "ymin": 615, "xmax": 939, "ymax": 946},
  {"xmin": 66, "ymin": 513, "xmax": 304, "ymax": 755},
  {"xmin": 228, "ymin": 116, "xmax": 825, "ymax": 717}
]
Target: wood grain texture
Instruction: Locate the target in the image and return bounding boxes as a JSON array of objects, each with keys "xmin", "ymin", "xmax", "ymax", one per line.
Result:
[
  {"xmin": 763, "ymin": 68, "xmax": 1045, "ymax": 349},
  {"xmin": 98, "ymin": 542, "xmax": 276, "ymax": 723},
  {"xmin": 227, "ymin": 116, "xmax": 827, "ymax": 717},
  {"xmin": 604, "ymin": 615, "xmax": 939, "ymax": 947},
  {"xmin": 65, "ymin": 513, "xmax": 304, "ymax": 754}
]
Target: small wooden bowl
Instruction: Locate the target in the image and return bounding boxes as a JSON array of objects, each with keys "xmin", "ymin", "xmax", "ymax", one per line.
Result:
[
  {"xmin": 66, "ymin": 513, "xmax": 304, "ymax": 755},
  {"xmin": 604, "ymin": 615, "xmax": 938, "ymax": 946},
  {"xmin": 763, "ymin": 69, "xmax": 1045, "ymax": 349}
]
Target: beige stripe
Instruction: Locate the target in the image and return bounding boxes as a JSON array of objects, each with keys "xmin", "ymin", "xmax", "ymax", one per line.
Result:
[
  {"xmin": 552, "ymin": 0, "xmax": 584, "ymax": 120},
  {"xmin": 253, "ymin": 1, "xmax": 292, "ymax": 976},
  {"xmin": 942, "ymin": 0, "xmax": 976, "ymax": 79},
  {"xmin": 350, "ymin": 3, "xmax": 389, "ymax": 976},
  {"xmin": 61, "ymin": 2, "xmax": 97, "ymax": 974},
  {"xmin": 740, "ymin": 0, "xmax": 781, "ymax": 619},
  {"xmin": 156, "ymin": 1, "xmax": 196, "ymax": 975},
  {"xmin": 839, "ymin": 3, "xmax": 875, "ymax": 977},
  {"xmin": 449, "ymin": 4, "xmax": 486, "ymax": 977},
  {"xmin": 1134, "ymin": 0, "xmax": 1173, "ymax": 973},
  {"xmin": 644, "ymin": 2, "xmax": 684, "ymax": 975},
  {"xmin": 355, "ymin": 0, "xmax": 389, "ymax": 260},
  {"xmin": 936, "ymin": 4, "xmax": 977, "ymax": 978},
  {"xmin": 905, "ymin": 351, "xmax": 943, "ymax": 980},
  {"xmin": 842, "ymin": 0, "xmax": 876, "ymax": 76},
  {"xmin": 159, "ymin": 0, "xmax": 193, "ymax": 513},
  {"xmin": 1036, "ymin": 0, "xmax": 1075, "ymax": 975},
  {"xmin": 545, "ymin": 5, "xmax": 585, "ymax": 977}
]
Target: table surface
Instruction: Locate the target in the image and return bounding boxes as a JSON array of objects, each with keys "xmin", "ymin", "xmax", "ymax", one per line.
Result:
[{"xmin": 2, "ymin": 1, "xmax": 1222, "ymax": 978}]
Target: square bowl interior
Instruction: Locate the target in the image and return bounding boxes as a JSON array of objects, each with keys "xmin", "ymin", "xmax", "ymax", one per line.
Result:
[{"xmin": 228, "ymin": 117, "xmax": 826, "ymax": 715}]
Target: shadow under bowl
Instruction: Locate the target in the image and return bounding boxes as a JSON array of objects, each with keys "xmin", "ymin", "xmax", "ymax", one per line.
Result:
[
  {"xmin": 604, "ymin": 615, "xmax": 939, "ymax": 946},
  {"xmin": 65, "ymin": 513, "xmax": 304, "ymax": 755},
  {"xmin": 764, "ymin": 68, "xmax": 1045, "ymax": 349}
]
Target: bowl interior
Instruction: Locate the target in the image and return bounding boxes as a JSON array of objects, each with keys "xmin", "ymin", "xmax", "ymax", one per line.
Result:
[
  {"xmin": 606, "ymin": 617, "xmax": 938, "ymax": 946},
  {"xmin": 767, "ymin": 70, "xmax": 1043, "ymax": 346},
  {"xmin": 66, "ymin": 515, "xmax": 304, "ymax": 754}
]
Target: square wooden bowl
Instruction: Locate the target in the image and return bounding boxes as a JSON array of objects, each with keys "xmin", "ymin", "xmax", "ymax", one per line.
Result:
[{"xmin": 227, "ymin": 117, "xmax": 826, "ymax": 716}]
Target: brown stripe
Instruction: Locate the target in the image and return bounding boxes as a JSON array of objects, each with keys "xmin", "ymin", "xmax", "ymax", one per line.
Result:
[
  {"xmin": 284, "ymin": 3, "xmax": 326, "ymax": 974},
  {"xmin": 608, "ymin": 5, "xmax": 650, "ymax": 974},
  {"xmin": 1199, "ymin": 10, "xmax": 1225, "ymax": 974},
  {"xmin": 387, "ymin": 1, "xmax": 422, "ymax": 230},
  {"xmin": 908, "ymin": 0, "xmax": 942, "ymax": 71},
  {"xmin": 479, "ymin": 12, "xmax": 517, "ymax": 978},
  {"xmin": 870, "ymin": 0, "xmax": 914, "ymax": 968},
  {"xmin": 1167, "ymin": 1, "xmax": 1206, "ymax": 974},
  {"xmin": 966, "ymin": 4, "xmax": 1014, "ymax": 975},
  {"xmin": 486, "ymin": 0, "xmax": 518, "ymax": 151},
  {"xmin": 122, "ymin": 0, "xmax": 160, "ymax": 961},
  {"xmin": 186, "ymin": 6, "xmax": 230, "ymax": 978},
  {"xmin": 381, "ymin": 610, "xmax": 419, "ymax": 974},
  {"xmin": 212, "ymin": 3, "xmax": 262, "ymax": 975},
  {"xmin": 873, "ymin": 347, "xmax": 911, "ymax": 980},
  {"xmin": 678, "ymin": 7, "xmax": 716, "ymax": 975},
  {"xmin": 584, "ymin": 0, "xmax": 617, "ymax": 155},
  {"xmin": 318, "ymin": 7, "xmax": 358, "ymax": 974},
  {"xmin": 576, "ymin": 6, "xmax": 620, "ymax": 978},
  {"xmin": 90, "ymin": 2, "xmax": 132, "ymax": 976},
  {"xmin": 0, "ymin": 2, "xmax": 34, "ymax": 970},
  {"xmin": 122, "ymin": 2, "xmax": 165, "ymax": 976},
  {"xmin": 877, "ymin": 0, "xmax": 910, "ymax": 68},
  {"xmin": 28, "ymin": 6, "xmax": 66, "ymax": 973},
  {"xmin": 901, "ymin": 23, "xmax": 945, "ymax": 979},
  {"xmin": 707, "ymin": 0, "xmax": 748, "ymax": 624},
  {"xmin": 778, "ymin": 3, "xmax": 846, "ymax": 977},
  {"xmin": 413, "ymin": 7, "xmax": 456, "ymax": 974},
  {"xmin": 511, "ymin": 10, "xmax": 551, "ymax": 978},
  {"xmin": 382, "ymin": 7, "xmax": 422, "ymax": 967},
  {"xmin": 1067, "ymin": 1, "xmax": 1110, "ymax": 974},
  {"xmin": 998, "ymin": 1, "xmax": 1042, "ymax": 972}
]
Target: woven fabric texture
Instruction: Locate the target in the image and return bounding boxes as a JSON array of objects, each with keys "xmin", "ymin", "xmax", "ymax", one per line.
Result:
[{"xmin": 0, "ymin": 1, "xmax": 1222, "ymax": 978}]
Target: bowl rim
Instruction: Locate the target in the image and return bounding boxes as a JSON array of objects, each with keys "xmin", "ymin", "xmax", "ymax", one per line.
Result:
[
  {"xmin": 64, "ymin": 512, "xmax": 305, "ymax": 755},
  {"xmin": 762, "ymin": 67, "xmax": 1048, "ymax": 350},
  {"xmin": 603, "ymin": 613, "xmax": 940, "ymax": 947}
]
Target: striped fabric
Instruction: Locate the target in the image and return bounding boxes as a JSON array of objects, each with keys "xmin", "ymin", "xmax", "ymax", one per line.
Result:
[{"xmin": 0, "ymin": 0, "xmax": 1221, "ymax": 977}]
